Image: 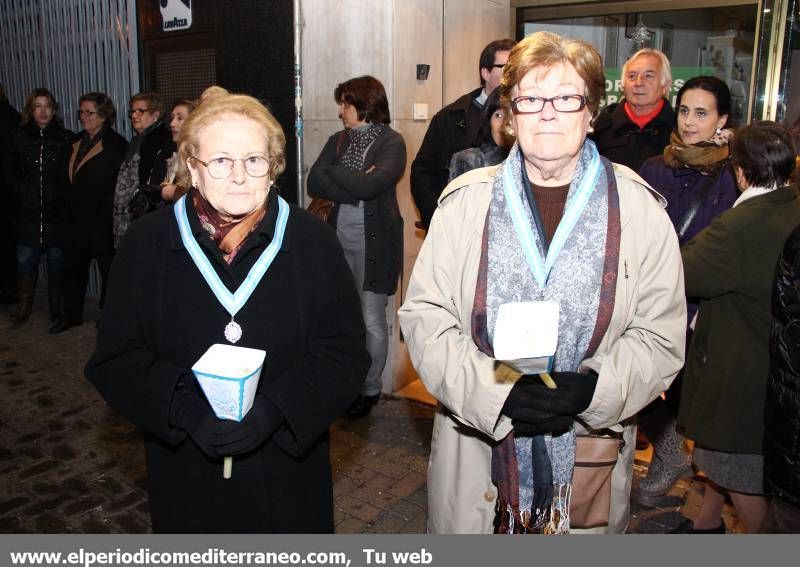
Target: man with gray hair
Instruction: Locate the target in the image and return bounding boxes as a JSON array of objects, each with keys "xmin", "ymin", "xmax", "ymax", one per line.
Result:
[{"xmin": 591, "ymin": 48, "xmax": 675, "ymax": 171}]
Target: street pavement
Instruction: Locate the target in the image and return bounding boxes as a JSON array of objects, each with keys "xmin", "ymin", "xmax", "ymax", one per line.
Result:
[{"xmin": 0, "ymin": 290, "xmax": 743, "ymax": 533}]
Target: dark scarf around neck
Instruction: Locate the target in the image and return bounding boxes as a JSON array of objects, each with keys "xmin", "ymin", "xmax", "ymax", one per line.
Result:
[{"xmin": 663, "ymin": 128, "xmax": 732, "ymax": 175}]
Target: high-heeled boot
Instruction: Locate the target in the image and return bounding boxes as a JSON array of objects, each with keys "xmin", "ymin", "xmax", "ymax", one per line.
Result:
[
  {"xmin": 9, "ymin": 274, "xmax": 37, "ymax": 326},
  {"xmin": 47, "ymin": 271, "xmax": 64, "ymax": 323}
]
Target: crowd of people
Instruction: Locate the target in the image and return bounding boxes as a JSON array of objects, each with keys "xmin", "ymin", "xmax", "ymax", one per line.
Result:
[{"xmin": 2, "ymin": 28, "xmax": 800, "ymax": 535}]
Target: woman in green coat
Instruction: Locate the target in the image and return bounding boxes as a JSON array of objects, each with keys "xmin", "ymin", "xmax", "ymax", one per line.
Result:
[{"xmin": 675, "ymin": 122, "xmax": 800, "ymax": 533}]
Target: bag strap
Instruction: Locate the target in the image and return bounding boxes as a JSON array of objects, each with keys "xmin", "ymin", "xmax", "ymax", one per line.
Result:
[
  {"xmin": 675, "ymin": 168, "xmax": 722, "ymax": 241},
  {"xmin": 335, "ymin": 130, "xmax": 346, "ymax": 159}
]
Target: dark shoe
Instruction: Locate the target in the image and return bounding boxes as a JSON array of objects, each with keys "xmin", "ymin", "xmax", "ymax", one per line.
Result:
[
  {"xmin": 669, "ymin": 517, "xmax": 725, "ymax": 534},
  {"xmin": 49, "ymin": 319, "xmax": 81, "ymax": 334},
  {"xmin": 346, "ymin": 394, "xmax": 380, "ymax": 420}
]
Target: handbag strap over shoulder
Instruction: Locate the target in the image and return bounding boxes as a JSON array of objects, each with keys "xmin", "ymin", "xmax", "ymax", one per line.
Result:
[{"xmin": 675, "ymin": 169, "xmax": 722, "ymax": 241}]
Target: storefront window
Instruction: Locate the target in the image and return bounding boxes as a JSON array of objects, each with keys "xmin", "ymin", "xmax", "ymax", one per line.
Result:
[{"xmin": 520, "ymin": 3, "xmax": 758, "ymax": 127}]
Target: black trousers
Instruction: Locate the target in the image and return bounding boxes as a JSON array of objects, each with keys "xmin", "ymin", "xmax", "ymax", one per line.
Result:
[{"xmin": 62, "ymin": 249, "xmax": 114, "ymax": 323}]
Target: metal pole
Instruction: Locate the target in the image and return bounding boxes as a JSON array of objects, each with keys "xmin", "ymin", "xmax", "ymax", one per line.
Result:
[{"xmin": 293, "ymin": 0, "xmax": 304, "ymax": 206}]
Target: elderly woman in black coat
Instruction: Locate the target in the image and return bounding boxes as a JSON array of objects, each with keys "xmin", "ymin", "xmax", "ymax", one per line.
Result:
[
  {"xmin": 50, "ymin": 92, "xmax": 126, "ymax": 334},
  {"xmin": 3, "ymin": 88, "xmax": 73, "ymax": 326},
  {"xmin": 307, "ymin": 75, "xmax": 407, "ymax": 419},
  {"xmin": 85, "ymin": 87, "xmax": 369, "ymax": 533}
]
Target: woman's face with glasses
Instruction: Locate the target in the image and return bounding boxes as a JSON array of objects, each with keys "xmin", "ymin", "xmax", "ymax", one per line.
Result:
[
  {"xmin": 509, "ymin": 62, "xmax": 592, "ymax": 185},
  {"xmin": 187, "ymin": 115, "xmax": 272, "ymax": 219},
  {"xmin": 129, "ymin": 102, "xmax": 159, "ymax": 134},
  {"xmin": 78, "ymin": 101, "xmax": 104, "ymax": 137}
]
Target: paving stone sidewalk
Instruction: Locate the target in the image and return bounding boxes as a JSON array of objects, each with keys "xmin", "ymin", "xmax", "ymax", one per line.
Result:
[{"xmin": 0, "ymin": 291, "xmax": 742, "ymax": 534}]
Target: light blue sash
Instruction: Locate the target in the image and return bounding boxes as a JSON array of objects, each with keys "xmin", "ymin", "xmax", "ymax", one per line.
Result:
[
  {"xmin": 502, "ymin": 145, "xmax": 602, "ymax": 288},
  {"xmin": 174, "ymin": 194, "xmax": 289, "ymax": 318}
]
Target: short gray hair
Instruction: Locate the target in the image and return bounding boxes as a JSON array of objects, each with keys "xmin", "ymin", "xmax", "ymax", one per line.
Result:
[{"xmin": 621, "ymin": 48, "xmax": 672, "ymax": 90}]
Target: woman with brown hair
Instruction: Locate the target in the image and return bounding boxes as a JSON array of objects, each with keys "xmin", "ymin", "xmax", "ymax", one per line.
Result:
[
  {"xmin": 308, "ymin": 75, "xmax": 407, "ymax": 419},
  {"xmin": 4, "ymin": 87, "xmax": 73, "ymax": 326},
  {"xmin": 399, "ymin": 32, "xmax": 685, "ymax": 533},
  {"xmin": 51, "ymin": 92, "xmax": 126, "ymax": 334}
]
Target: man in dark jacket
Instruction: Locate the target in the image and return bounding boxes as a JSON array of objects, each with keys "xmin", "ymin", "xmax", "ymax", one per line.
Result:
[
  {"xmin": 591, "ymin": 48, "xmax": 675, "ymax": 172},
  {"xmin": 0, "ymin": 84, "xmax": 21, "ymax": 304},
  {"xmin": 410, "ymin": 38, "xmax": 515, "ymax": 230},
  {"xmin": 762, "ymin": 222, "xmax": 800, "ymax": 532}
]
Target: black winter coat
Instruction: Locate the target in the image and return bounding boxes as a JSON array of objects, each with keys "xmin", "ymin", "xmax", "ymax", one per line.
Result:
[
  {"xmin": 765, "ymin": 223, "xmax": 800, "ymax": 508},
  {"xmin": 307, "ymin": 127, "xmax": 406, "ymax": 295},
  {"xmin": 3, "ymin": 121, "xmax": 74, "ymax": 246},
  {"xmin": 591, "ymin": 98, "xmax": 675, "ymax": 172},
  {"xmin": 85, "ymin": 192, "xmax": 369, "ymax": 532},
  {"xmin": 410, "ymin": 87, "xmax": 484, "ymax": 229},
  {"xmin": 64, "ymin": 127, "xmax": 127, "ymax": 254}
]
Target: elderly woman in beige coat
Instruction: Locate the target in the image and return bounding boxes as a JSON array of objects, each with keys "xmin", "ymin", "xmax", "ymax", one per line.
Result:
[{"xmin": 398, "ymin": 32, "xmax": 686, "ymax": 534}]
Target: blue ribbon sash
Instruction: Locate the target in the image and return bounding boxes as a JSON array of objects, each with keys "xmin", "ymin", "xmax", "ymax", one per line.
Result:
[
  {"xmin": 174, "ymin": 194, "xmax": 290, "ymax": 340},
  {"xmin": 502, "ymin": 144, "xmax": 602, "ymax": 288}
]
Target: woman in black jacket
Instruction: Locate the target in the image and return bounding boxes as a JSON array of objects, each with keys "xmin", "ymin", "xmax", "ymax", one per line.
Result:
[
  {"xmin": 50, "ymin": 92, "xmax": 126, "ymax": 334},
  {"xmin": 3, "ymin": 88, "xmax": 73, "ymax": 326},
  {"xmin": 307, "ymin": 75, "xmax": 407, "ymax": 419}
]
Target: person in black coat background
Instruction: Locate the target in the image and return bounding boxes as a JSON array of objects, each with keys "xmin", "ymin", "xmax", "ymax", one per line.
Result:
[
  {"xmin": 591, "ymin": 48, "xmax": 675, "ymax": 172},
  {"xmin": 3, "ymin": 88, "xmax": 74, "ymax": 327},
  {"xmin": 410, "ymin": 39, "xmax": 515, "ymax": 230},
  {"xmin": 112, "ymin": 92, "xmax": 170, "ymax": 246},
  {"xmin": 85, "ymin": 87, "xmax": 369, "ymax": 533},
  {"xmin": 307, "ymin": 75, "xmax": 406, "ymax": 419},
  {"xmin": 762, "ymin": 221, "xmax": 800, "ymax": 532},
  {"xmin": 50, "ymin": 92, "xmax": 126, "ymax": 334},
  {"xmin": 0, "ymin": 84, "xmax": 21, "ymax": 305}
]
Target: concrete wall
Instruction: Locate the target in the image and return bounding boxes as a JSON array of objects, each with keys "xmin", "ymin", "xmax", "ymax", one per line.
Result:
[{"xmin": 300, "ymin": 0, "xmax": 512, "ymax": 392}]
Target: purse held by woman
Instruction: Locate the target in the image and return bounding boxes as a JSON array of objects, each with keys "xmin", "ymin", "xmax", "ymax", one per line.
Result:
[{"xmin": 569, "ymin": 434, "xmax": 622, "ymax": 529}]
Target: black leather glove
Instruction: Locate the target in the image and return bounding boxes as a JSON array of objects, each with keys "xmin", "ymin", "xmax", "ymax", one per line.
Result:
[
  {"xmin": 212, "ymin": 394, "xmax": 284, "ymax": 456},
  {"xmin": 169, "ymin": 383, "xmax": 224, "ymax": 459},
  {"xmin": 504, "ymin": 371, "xmax": 598, "ymax": 416}
]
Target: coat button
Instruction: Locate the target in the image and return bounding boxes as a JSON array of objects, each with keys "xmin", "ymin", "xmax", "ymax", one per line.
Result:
[
  {"xmin": 368, "ymin": 257, "xmax": 376, "ymax": 264},
  {"xmin": 366, "ymin": 210, "xmax": 374, "ymax": 216},
  {"xmin": 369, "ymin": 279, "xmax": 376, "ymax": 287},
  {"xmin": 369, "ymin": 232, "xmax": 376, "ymax": 239},
  {"xmin": 484, "ymin": 490, "xmax": 495, "ymax": 502}
]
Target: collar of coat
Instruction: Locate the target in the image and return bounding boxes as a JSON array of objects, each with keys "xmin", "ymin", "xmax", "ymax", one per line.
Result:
[
  {"xmin": 169, "ymin": 188, "xmax": 292, "ymax": 256},
  {"xmin": 438, "ymin": 153, "xmax": 667, "ymax": 211},
  {"xmin": 446, "ymin": 87, "xmax": 485, "ymax": 114}
]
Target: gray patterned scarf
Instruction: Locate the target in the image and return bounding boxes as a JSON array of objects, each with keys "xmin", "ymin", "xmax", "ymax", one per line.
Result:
[
  {"xmin": 340, "ymin": 123, "xmax": 385, "ymax": 172},
  {"xmin": 488, "ymin": 140, "xmax": 609, "ymax": 533}
]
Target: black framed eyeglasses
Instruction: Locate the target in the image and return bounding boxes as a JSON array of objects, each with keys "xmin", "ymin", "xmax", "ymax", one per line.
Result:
[
  {"xmin": 511, "ymin": 95, "xmax": 587, "ymax": 114},
  {"xmin": 128, "ymin": 108, "xmax": 152, "ymax": 117},
  {"xmin": 191, "ymin": 156, "xmax": 270, "ymax": 179},
  {"xmin": 77, "ymin": 110, "xmax": 98, "ymax": 117}
]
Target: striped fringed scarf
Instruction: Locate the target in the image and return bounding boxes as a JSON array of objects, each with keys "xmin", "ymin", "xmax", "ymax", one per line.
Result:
[{"xmin": 472, "ymin": 141, "xmax": 621, "ymax": 533}]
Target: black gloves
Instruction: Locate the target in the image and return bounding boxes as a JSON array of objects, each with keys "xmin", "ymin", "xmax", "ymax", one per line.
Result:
[
  {"xmin": 213, "ymin": 394, "xmax": 284, "ymax": 456},
  {"xmin": 170, "ymin": 379, "xmax": 284, "ymax": 458},
  {"xmin": 502, "ymin": 371, "xmax": 599, "ymax": 436}
]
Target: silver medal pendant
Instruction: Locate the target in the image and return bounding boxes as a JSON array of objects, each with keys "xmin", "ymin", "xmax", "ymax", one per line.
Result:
[{"xmin": 224, "ymin": 320, "xmax": 243, "ymax": 344}]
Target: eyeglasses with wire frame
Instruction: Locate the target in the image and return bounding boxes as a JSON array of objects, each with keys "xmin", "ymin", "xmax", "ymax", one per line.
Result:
[
  {"xmin": 511, "ymin": 95, "xmax": 587, "ymax": 114},
  {"xmin": 191, "ymin": 155, "xmax": 270, "ymax": 179},
  {"xmin": 77, "ymin": 110, "xmax": 98, "ymax": 117},
  {"xmin": 128, "ymin": 108, "xmax": 153, "ymax": 116}
]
